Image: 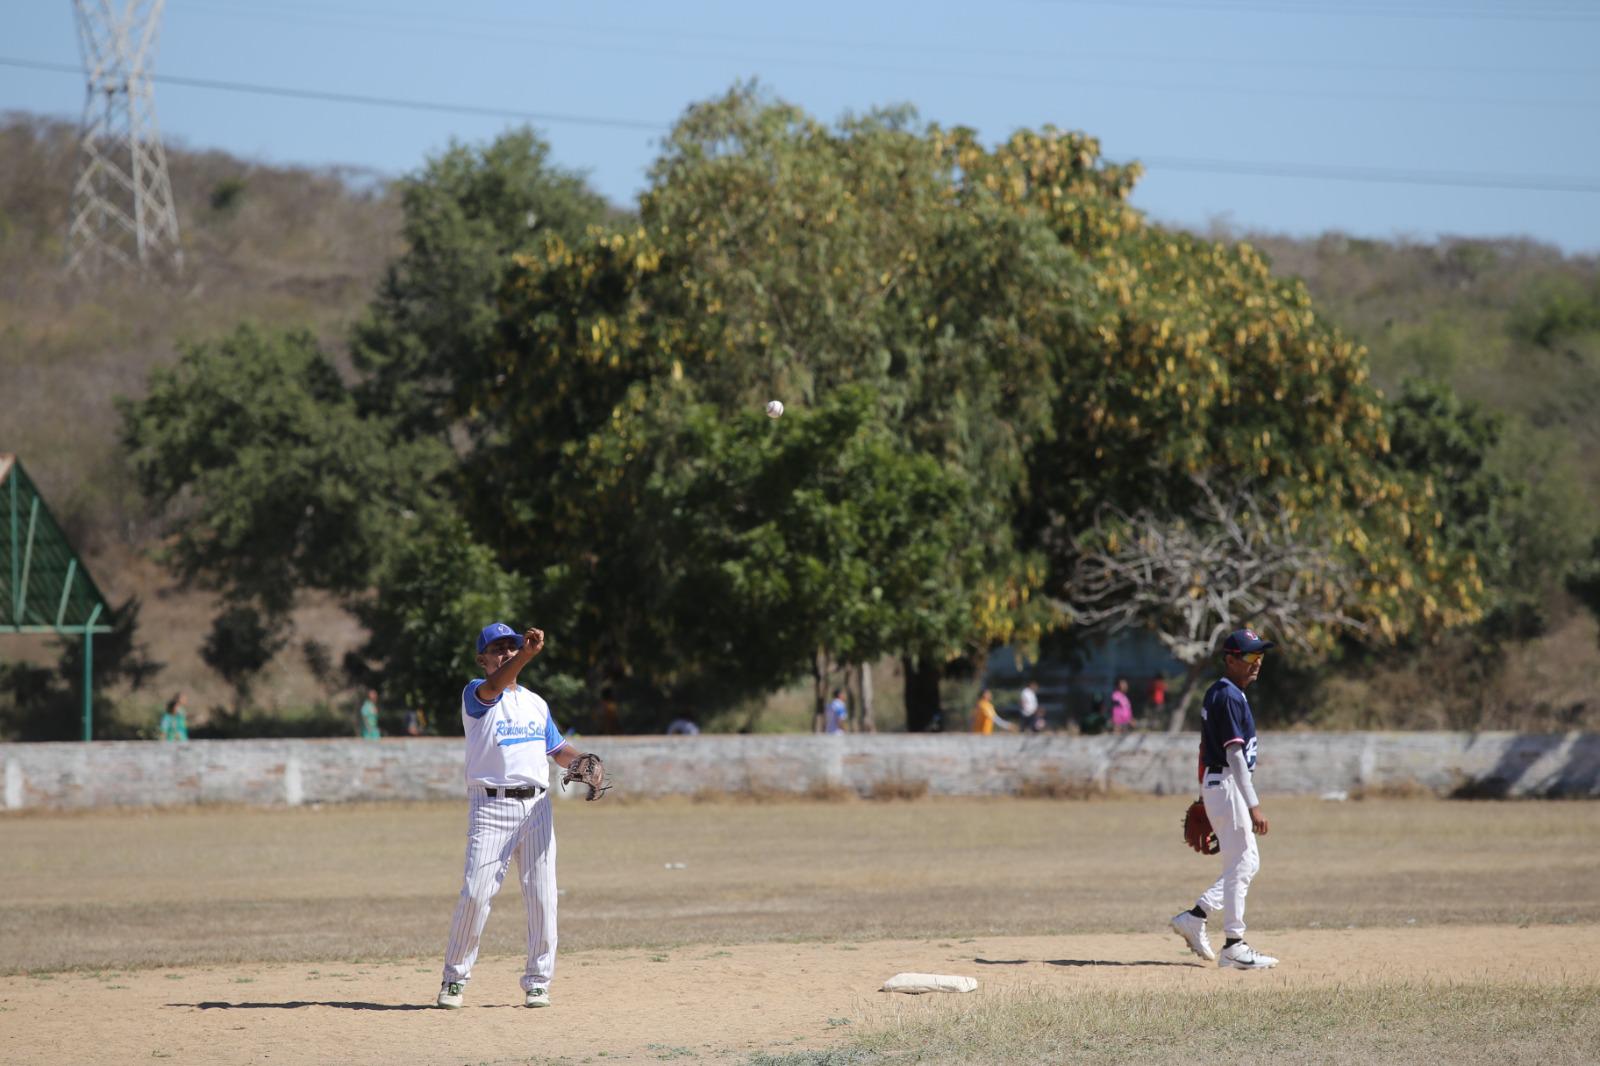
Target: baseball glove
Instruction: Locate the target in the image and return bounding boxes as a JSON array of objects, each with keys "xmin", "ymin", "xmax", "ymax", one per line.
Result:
[
  {"xmin": 1183, "ymin": 798, "xmax": 1219, "ymax": 854},
  {"xmin": 561, "ymin": 752, "xmax": 610, "ymax": 801}
]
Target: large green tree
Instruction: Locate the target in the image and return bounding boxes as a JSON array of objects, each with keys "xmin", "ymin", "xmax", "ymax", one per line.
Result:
[
  {"xmin": 953, "ymin": 130, "xmax": 1486, "ymax": 697},
  {"xmin": 352, "ymin": 127, "xmax": 616, "ymax": 436},
  {"xmin": 119, "ymin": 127, "xmax": 614, "ymax": 728},
  {"xmin": 471, "ymin": 90, "xmax": 1073, "ymax": 726},
  {"xmin": 523, "ymin": 386, "xmax": 1009, "ymax": 723},
  {"xmin": 118, "ymin": 324, "xmax": 482, "ymax": 720},
  {"xmin": 349, "ymin": 512, "xmax": 534, "ymax": 720},
  {"xmin": 120, "ymin": 324, "xmax": 453, "ymax": 614}
]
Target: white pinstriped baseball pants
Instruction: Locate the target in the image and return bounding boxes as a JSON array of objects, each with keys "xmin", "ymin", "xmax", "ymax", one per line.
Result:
[
  {"xmin": 1194, "ymin": 770, "xmax": 1260, "ymax": 940},
  {"xmin": 440, "ymin": 788, "xmax": 557, "ymax": 991}
]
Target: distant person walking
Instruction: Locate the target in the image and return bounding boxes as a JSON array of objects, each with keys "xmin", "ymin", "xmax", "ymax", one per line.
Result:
[
  {"xmin": 1083, "ymin": 690, "xmax": 1108, "ymax": 735},
  {"xmin": 1018, "ymin": 680, "xmax": 1042, "ymax": 733},
  {"xmin": 359, "ymin": 689, "xmax": 381, "ymax": 739},
  {"xmin": 825, "ymin": 689, "xmax": 849, "ymax": 734},
  {"xmin": 1149, "ymin": 672, "xmax": 1168, "ymax": 727},
  {"xmin": 1110, "ymin": 678, "xmax": 1134, "ymax": 734},
  {"xmin": 405, "ymin": 707, "xmax": 427, "ymax": 737},
  {"xmin": 159, "ymin": 692, "xmax": 189, "ymax": 742},
  {"xmin": 971, "ymin": 689, "xmax": 1015, "ymax": 734}
]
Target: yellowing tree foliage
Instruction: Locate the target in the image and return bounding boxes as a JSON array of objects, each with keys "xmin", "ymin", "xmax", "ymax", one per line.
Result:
[{"xmin": 473, "ymin": 89, "xmax": 1481, "ymax": 723}]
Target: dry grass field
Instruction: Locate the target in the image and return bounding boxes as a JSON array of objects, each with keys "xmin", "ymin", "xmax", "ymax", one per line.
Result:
[{"xmin": 1, "ymin": 795, "xmax": 1597, "ymax": 1065}]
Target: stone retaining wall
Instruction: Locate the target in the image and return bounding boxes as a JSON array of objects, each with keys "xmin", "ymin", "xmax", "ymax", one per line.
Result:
[{"xmin": 3, "ymin": 731, "xmax": 1597, "ymax": 810}]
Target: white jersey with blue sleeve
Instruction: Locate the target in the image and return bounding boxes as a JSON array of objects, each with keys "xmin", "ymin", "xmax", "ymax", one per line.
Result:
[{"xmin": 460, "ymin": 680, "xmax": 568, "ymax": 789}]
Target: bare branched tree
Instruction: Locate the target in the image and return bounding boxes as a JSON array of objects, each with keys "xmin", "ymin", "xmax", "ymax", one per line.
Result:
[{"xmin": 1060, "ymin": 477, "xmax": 1365, "ymax": 731}]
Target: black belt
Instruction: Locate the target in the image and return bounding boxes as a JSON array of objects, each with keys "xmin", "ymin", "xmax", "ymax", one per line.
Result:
[
  {"xmin": 1203, "ymin": 765, "xmax": 1227, "ymax": 774},
  {"xmin": 483, "ymin": 785, "xmax": 543, "ymax": 798}
]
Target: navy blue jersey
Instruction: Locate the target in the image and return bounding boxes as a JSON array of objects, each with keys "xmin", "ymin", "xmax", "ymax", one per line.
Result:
[{"xmin": 1199, "ymin": 677, "xmax": 1258, "ymax": 773}]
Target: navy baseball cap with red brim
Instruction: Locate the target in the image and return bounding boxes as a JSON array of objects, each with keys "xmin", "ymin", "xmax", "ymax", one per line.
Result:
[
  {"xmin": 1222, "ymin": 628, "xmax": 1275, "ymax": 654},
  {"xmin": 476, "ymin": 622, "xmax": 525, "ymax": 654}
]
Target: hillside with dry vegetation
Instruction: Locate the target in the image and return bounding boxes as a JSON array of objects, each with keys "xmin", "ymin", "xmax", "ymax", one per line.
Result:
[
  {"xmin": 2, "ymin": 114, "xmax": 399, "ymax": 729},
  {"xmin": 1248, "ymin": 231, "xmax": 1600, "ymax": 730}
]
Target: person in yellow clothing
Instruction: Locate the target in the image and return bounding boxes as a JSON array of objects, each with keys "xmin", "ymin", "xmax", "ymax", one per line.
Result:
[{"xmin": 971, "ymin": 689, "xmax": 1016, "ymax": 734}]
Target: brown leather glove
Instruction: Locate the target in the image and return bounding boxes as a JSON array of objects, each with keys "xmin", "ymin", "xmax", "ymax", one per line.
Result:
[
  {"xmin": 1183, "ymin": 798, "xmax": 1219, "ymax": 854},
  {"xmin": 561, "ymin": 752, "xmax": 610, "ymax": 801}
]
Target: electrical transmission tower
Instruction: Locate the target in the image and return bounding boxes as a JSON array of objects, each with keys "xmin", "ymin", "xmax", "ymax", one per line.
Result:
[{"xmin": 65, "ymin": 0, "xmax": 183, "ymax": 278}]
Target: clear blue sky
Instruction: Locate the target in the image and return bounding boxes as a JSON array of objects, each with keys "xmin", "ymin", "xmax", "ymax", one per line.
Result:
[{"xmin": 4, "ymin": 0, "xmax": 1598, "ymax": 252}]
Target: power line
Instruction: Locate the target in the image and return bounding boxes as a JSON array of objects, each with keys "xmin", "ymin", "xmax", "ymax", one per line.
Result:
[
  {"xmin": 4, "ymin": 54, "xmax": 1599, "ymax": 195},
  {"xmin": 179, "ymin": 0, "xmax": 1600, "ymax": 27},
  {"xmin": 1026, "ymin": 0, "xmax": 1600, "ymax": 21},
  {"xmin": 1141, "ymin": 156, "xmax": 1600, "ymax": 193},
  {"xmin": 171, "ymin": 0, "xmax": 1600, "ymax": 78},
  {"xmin": 164, "ymin": 1, "xmax": 1600, "ymax": 112},
  {"xmin": 0, "ymin": 56, "xmax": 663, "ymax": 131}
]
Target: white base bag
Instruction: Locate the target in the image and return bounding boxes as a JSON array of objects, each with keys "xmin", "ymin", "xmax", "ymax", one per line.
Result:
[{"xmin": 881, "ymin": 972, "xmax": 978, "ymax": 994}]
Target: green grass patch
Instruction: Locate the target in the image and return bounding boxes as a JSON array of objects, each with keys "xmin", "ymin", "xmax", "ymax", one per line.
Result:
[{"xmin": 792, "ymin": 981, "xmax": 1600, "ymax": 1066}]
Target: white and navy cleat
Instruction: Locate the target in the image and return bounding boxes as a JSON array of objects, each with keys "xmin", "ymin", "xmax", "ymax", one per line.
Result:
[{"xmin": 1218, "ymin": 942, "xmax": 1278, "ymax": 970}]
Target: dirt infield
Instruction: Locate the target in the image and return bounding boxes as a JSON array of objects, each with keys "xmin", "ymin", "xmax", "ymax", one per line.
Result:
[
  {"xmin": 2, "ymin": 796, "xmax": 1597, "ymax": 1064},
  {"xmin": 3, "ymin": 926, "xmax": 1598, "ymax": 1065}
]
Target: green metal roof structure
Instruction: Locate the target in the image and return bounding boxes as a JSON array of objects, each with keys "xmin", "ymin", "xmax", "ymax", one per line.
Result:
[{"xmin": 1, "ymin": 454, "xmax": 113, "ymax": 740}]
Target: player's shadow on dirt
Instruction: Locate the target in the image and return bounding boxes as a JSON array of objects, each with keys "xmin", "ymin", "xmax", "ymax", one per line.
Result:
[
  {"xmin": 973, "ymin": 958, "xmax": 1197, "ymax": 968},
  {"xmin": 1044, "ymin": 959, "xmax": 1197, "ymax": 968},
  {"xmin": 181, "ymin": 1001, "xmax": 434, "ymax": 1011}
]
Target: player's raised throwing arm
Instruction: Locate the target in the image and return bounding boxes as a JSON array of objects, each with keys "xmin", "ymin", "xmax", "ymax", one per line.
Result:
[{"xmin": 477, "ymin": 626, "xmax": 545, "ymax": 704}]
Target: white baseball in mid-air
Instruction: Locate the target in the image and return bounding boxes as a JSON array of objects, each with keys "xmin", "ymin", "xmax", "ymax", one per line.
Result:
[{"xmin": 766, "ymin": 400, "xmax": 784, "ymax": 419}]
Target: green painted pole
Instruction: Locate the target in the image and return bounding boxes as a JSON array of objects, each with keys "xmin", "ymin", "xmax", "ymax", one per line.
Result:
[
  {"xmin": 8, "ymin": 472, "xmax": 17, "ymax": 625},
  {"xmin": 82, "ymin": 603, "xmax": 103, "ymax": 742},
  {"xmin": 18, "ymin": 497, "xmax": 39, "ymax": 623}
]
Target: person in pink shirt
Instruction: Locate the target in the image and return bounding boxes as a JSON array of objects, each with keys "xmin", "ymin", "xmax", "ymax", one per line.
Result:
[{"xmin": 1109, "ymin": 677, "xmax": 1134, "ymax": 734}]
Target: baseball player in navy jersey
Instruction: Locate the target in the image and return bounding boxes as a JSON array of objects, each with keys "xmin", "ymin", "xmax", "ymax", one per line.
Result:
[
  {"xmin": 1169, "ymin": 628, "xmax": 1279, "ymax": 970},
  {"xmin": 436, "ymin": 622, "xmax": 601, "ymax": 1009}
]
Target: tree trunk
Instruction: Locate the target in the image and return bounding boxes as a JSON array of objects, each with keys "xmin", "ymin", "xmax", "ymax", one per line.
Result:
[
  {"xmin": 1166, "ymin": 663, "xmax": 1210, "ymax": 733},
  {"xmin": 812, "ymin": 647, "xmax": 828, "ymax": 733},
  {"xmin": 841, "ymin": 662, "xmax": 860, "ymax": 733},
  {"xmin": 903, "ymin": 654, "xmax": 942, "ymax": 733},
  {"xmin": 858, "ymin": 661, "xmax": 875, "ymax": 733}
]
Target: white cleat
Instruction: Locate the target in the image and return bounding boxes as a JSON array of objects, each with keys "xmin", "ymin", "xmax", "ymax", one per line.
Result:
[
  {"xmin": 524, "ymin": 986, "xmax": 551, "ymax": 1008},
  {"xmin": 1170, "ymin": 911, "xmax": 1216, "ymax": 961},
  {"xmin": 1218, "ymin": 941, "xmax": 1278, "ymax": 970},
  {"xmin": 437, "ymin": 981, "xmax": 465, "ymax": 1008}
]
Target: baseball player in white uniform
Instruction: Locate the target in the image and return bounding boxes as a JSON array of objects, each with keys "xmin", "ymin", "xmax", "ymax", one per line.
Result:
[
  {"xmin": 436, "ymin": 622, "xmax": 600, "ymax": 1009},
  {"xmin": 1169, "ymin": 628, "xmax": 1279, "ymax": 970}
]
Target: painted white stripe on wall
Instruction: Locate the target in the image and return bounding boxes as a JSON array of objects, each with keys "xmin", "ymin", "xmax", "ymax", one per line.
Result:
[
  {"xmin": 284, "ymin": 754, "xmax": 303, "ymax": 807},
  {"xmin": 4, "ymin": 757, "xmax": 20, "ymax": 810}
]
